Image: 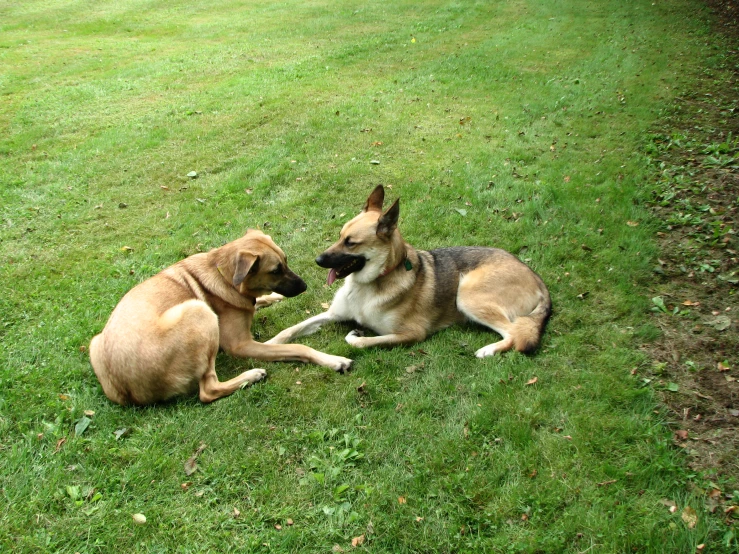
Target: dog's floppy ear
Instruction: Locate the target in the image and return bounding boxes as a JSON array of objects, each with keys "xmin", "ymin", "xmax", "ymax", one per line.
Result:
[
  {"xmin": 362, "ymin": 184, "xmax": 385, "ymax": 212},
  {"xmin": 376, "ymin": 198, "xmax": 399, "ymax": 237},
  {"xmin": 232, "ymin": 251, "xmax": 259, "ymax": 287}
]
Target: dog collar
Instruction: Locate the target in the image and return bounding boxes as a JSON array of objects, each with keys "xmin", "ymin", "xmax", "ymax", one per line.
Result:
[{"xmin": 379, "ymin": 257, "xmax": 413, "ymax": 277}]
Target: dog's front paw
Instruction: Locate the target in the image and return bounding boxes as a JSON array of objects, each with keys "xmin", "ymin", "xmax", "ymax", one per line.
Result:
[
  {"xmin": 255, "ymin": 293, "xmax": 285, "ymax": 310},
  {"xmin": 239, "ymin": 368, "xmax": 268, "ymax": 388},
  {"xmin": 345, "ymin": 329, "xmax": 365, "ymax": 347},
  {"xmin": 325, "ymin": 355, "xmax": 353, "ymax": 373}
]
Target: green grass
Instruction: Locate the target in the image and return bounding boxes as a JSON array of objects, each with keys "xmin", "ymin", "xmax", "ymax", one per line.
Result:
[{"xmin": 1, "ymin": 0, "xmax": 734, "ymax": 551}]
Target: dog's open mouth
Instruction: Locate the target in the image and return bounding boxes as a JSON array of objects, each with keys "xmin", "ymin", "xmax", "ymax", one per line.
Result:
[{"xmin": 326, "ymin": 257, "xmax": 366, "ymax": 285}]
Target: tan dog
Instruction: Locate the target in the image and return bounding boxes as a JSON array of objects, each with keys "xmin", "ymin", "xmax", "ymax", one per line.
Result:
[
  {"xmin": 90, "ymin": 230, "xmax": 352, "ymax": 405},
  {"xmin": 268, "ymin": 186, "xmax": 551, "ymax": 356}
]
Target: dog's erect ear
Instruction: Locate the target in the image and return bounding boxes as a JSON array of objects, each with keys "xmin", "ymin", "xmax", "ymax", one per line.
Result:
[
  {"xmin": 362, "ymin": 185, "xmax": 385, "ymax": 212},
  {"xmin": 376, "ymin": 198, "xmax": 399, "ymax": 237},
  {"xmin": 232, "ymin": 251, "xmax": 259, "ymax": 287}
]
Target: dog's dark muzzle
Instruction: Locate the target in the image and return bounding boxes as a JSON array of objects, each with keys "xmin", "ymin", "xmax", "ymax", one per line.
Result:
[
  {"xmin": 273, "ymin": 272, "xmax": 307, "ymax": 297},
  {"xmin": 315, "ymin": 252, "xmax": 366, "ymax": 278}
]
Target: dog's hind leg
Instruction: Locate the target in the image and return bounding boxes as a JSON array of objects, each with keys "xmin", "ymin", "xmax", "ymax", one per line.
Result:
[
  {"xmin": 456, "ymin": 300, "xmax": 517, "ymax": 358},
  {"xmin": 159, "ymin": 300, "xmax": 266, "ymax": 403},
  {"xmin": 457, "ymin": 266, "xmax": 549, "ymax": 357},
  {"xmin": 199, "ymin": 365, "xmax": 267, "ymax": 403}
]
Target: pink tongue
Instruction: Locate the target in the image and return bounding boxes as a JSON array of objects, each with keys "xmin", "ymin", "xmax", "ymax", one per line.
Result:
[{"xmin": 327, "ymin": 268, "xmax": 337, "ymax": 286}]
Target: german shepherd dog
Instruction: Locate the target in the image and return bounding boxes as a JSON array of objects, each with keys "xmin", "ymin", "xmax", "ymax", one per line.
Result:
[
  {"xmin": 267, "ymin": 186, "xmax": 551, "ymax": 357},
  {"xmin": 90, "ymin": 229, "xmax": 352, "ymax": 405}
]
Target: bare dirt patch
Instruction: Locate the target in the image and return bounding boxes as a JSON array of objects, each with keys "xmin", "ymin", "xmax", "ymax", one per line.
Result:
[{"xmin": 643, "ymin": 0, "xmax": 739, "ymax": 520}]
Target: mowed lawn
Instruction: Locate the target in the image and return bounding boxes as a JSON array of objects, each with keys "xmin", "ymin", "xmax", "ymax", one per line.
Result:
[{"xmin": 0, "ymin": 0, "xmax": 732, "ymax": 552}]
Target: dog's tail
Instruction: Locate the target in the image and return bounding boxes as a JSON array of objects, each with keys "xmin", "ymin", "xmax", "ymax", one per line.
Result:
[{"xmin": 512, "ymin": 291, "xmax": 552, "ymax": 354}]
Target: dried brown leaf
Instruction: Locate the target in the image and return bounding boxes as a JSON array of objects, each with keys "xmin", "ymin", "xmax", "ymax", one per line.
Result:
[{"xmin": 681, "ymin": 505, "xmax": 698, "ymax": 528}]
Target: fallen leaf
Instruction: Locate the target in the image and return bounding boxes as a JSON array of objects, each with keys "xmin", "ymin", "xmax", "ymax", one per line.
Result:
[
  {"xmin": 706, "ymin": 488, "xmax": 722, "ymax": 513},
  {"xmin": 132, "ymin": 513, "xmax": 147, "ymax": 525},
  {"xmin": 275, "ymin": 524, "xmax": 282, "ymax": 530},
  {"xmin": 121, "ymin": 246, "xmax": 133, "ymax": 252},
  {"xmin": 233, "ymin": 507, "xmax": 240, "ymax": 517},
  {"xmin": 180, "ymin": 482, "xmax": 192, "ymax": 490},
  {"xmin": 415, "ymin": 516, "xmax": 424, "ymax": 522},
  {"xmin": 370, "ymin": 160, "xmax": 380, "ymax": 165},
  {"xmin": 705, "ymin": 315, "xmax": 731, "ymax": 331},
  {"xmin": 114, "ymin": 428, "xmax": 129, "ymax": 440},
  {"xmin": 724, "ymin": 505, "xmax": 738, "ymax": 515},
  {"xmin": 351, "ymin": 534, "xmax": 365, "ymax": 547},
  {"xmin": 681, "ymin": 505, "xmax": 698, "ymax": 528},
  {"xmin": 54, "ymin": 437, "xmax": 66, "ymax": 452},
  {"xmin": 626, "ymin": 221, "xmax": 639, "ymax": 227},
  {"xmin": 674, "ymin": 430, "xmax": 689, "ymax": 441},
  {"xmin": 332, "ymin": 546, "xmax": 345, "ymax": 553},
  {"xmin": 660, "ymin": 498, "xmax": 677, "ymax": 509},
  {"xmin": 455, "ymin": 208, "xmax": 467, "ymax": 216},
  {"xmin": 83, "ymin": 410, "xmax": 95, "ymax": 417},
  {"xmin": 525, "ymin": 377, "xmax": 538, "ymax": 386},
  {"xmin": 398, "ymin": 496, "xmax": 407, "ymax": 504},
  {"xmin": 357, "ymin": 381, "xmax": 366, "ymax": 394},
  {"xmin": 729, "ymin": 409, "xmax": 739, "ymax": 417},
  {"xmin": 682, "ymin": 300, "xmax": 700, "ymax": 306},
  {"xmin": 287, "ymin": 518, "xmax": 294, "ymax": 526},
  {"xmin": 321, "ymin": 302, "xmax": 330, "ymax": 310},
  {"xmin": 74, "ymin": 416, "xmax": 92, "ymax": 437},
  {"xmin": 187, "ymin": 171, "xmax": 198, "ymax": 179},
  {"xmin": 725, "ymin": 375, "xmax": 737, "ymax": 383},
  {"xmin": 184, "ymin": 442, "xmax": 207, "ymax": 476},
  {"xmin": 718, "ymin": 361, "xmax": 731, "ymax": 372},
  {"xmin": 697, "ymin": 544, "xmax": 706, "ymax": 553}
]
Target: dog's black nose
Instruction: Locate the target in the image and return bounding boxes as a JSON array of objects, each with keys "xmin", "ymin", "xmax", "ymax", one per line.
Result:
[
  {"xmin": 273, "ymin": 271, "xmax": 307, "ymax": 297},
  {"xmin": 315, "ymin": 253, "xmax": 329, "ymax": 267},
  {"xmin": 295, "ymin": 278, "xmax": 308, "ymax": 294}
]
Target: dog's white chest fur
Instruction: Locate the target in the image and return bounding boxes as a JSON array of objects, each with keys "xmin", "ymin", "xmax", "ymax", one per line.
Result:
[{"xmin": 330, "ymin": 277, "xmax": 397, "ymax": 334}]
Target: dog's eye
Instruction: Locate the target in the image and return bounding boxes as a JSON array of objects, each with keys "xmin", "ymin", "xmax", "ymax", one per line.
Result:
[
  {"xmin": 270, "ymin": 265, "xmax": 282, "ymax": 275},
  {"xmin": 344, "ymin": 238, "xmax": 358, "ymax": 247}
]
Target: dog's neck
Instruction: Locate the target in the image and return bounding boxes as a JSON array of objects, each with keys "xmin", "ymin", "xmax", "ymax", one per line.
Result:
[{"xmin": 379, "ymin": 236, "xmax": 413, "ymax": 277}]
